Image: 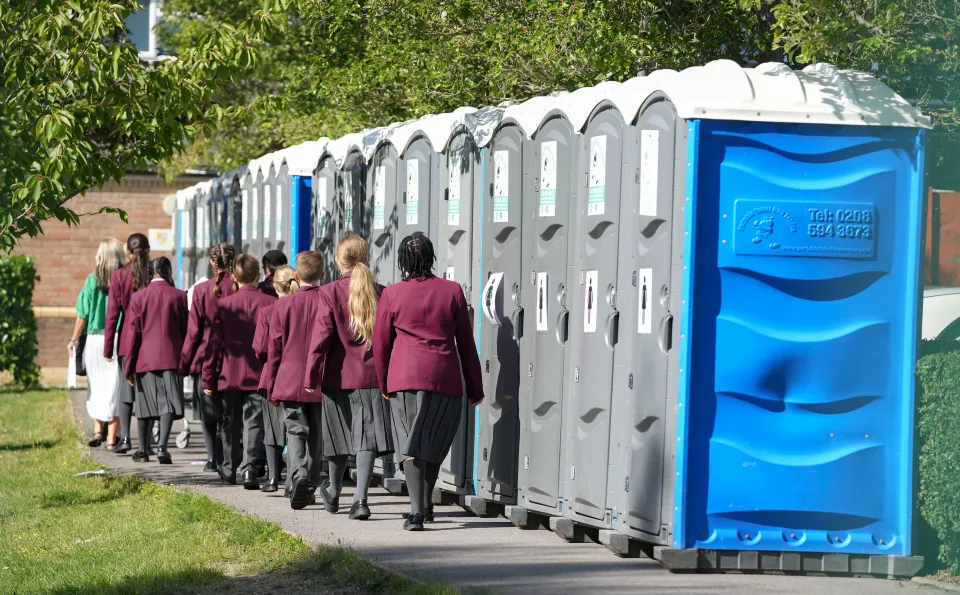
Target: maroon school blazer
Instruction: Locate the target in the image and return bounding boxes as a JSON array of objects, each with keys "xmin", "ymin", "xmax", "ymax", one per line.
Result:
[
  {"xmin": 103, "ymin": 265, "xmax": 133, "ymax": 358},
  {"xmin": 258, "ymin": 275, "xmax": 279, "ymax": 298},
  {"xmin": 373, "ymin": 275, "xmax": 483, "ymax": 404},
  {"xmin": 304, "ymin": 273, "xmax": 383, "ymax": 391},
  {"xmin": 179, "ymin": 275, "xmax": 235, "ymax": 376},
  {"xmin": 203, "ymin": 285, "xmax": 276, "ymax": 392},
  {"xmin": 263, "ymin": 284, "xmax": 323, "ymax": 403},
  {"xmin": 124, "ymin": 280, "xmax": 188, "ymax": 377},
  {"xmin": 253, "ymin": 302, "xmax": 277, "ymax": 392}
]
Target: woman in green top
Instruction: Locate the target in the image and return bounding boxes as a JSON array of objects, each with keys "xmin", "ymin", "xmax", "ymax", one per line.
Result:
[{"xmin": 70, "ymin": 238, "xmax": 126, "ymax": 448}]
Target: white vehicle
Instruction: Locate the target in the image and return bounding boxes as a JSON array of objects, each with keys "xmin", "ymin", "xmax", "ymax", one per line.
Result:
[{"xmin": 922, "ymin": 287, "xmax": 960, "ymax": 341}]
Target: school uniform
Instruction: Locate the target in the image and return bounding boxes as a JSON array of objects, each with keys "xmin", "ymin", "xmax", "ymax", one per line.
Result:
[
  {"xmin": 124, "ymin": 280, "xmax": 189, "ymax": 422},
  {"xmin": 103, "ymin": 266, "xmax": 135, "ymax": 406},
  {"xmin": 180, "ymin": 275, "xmax": 234, "ymax": 466},
  {"xmin": 205, "ymin": 285, "xmax": 276, "ymax": 481},
  {"xmin": 305, "ymin": 274, "xmax": 392, "ymax": 458},
  {"xmin": 253, "ymin": 302, "xmax": 288, "ymax": 492},
  {"xmin": 263, "ymin": 284, "xmax": 324, "ymax": 503},
  {"xmin": 258, "ymin": 275, "xmax": 279, "ymax": 298},
  {"xmin": 373, "ymin": 275, "xmax": 483, "ymax": 465}
]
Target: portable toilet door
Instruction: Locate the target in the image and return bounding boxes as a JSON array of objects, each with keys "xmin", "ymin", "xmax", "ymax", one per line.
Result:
[
  {"xmin": 368, "ymin": 142, "xmax": 400, "ymax": 286},
  {"xmin": 607, "ymin": 93, "xmax": 682, "ymax": 546},
  {"xmin": 254, "ymin": 158, "xmax": 269, "ymax": 259},
  {"xmin": 471, "ymin": 120, "xmax": 528, "ymax": 509},
  {"xmin": 262, "ymin": 156, "xmax": 278, "ymax": 255},
  {"xmin": 283, "ymin": 142, "xmax": 321, "ymax": 260},
  {"xmin": 194, "ymin": 185, "xmax": 211, "ymax": 281},
  {"xmin": 565, "ymin": 99, "xmax": 628, "ymax": 530},
  {"xmin": 339, "ymin": 149, "xmax": 367, "ymax": 246},
  {"xmin": 312, "ymin": 153, "xmax": 339, "ymax": 284},
  {"xmin": 515, "ymin": 109, "xmax": 580, "ymax": 523},
  {"xmin": 434, "ymin": 128, "xmax": 481, "ymax": 498},
  {"xmin": 399, "ymin": 135, "xmax": 439, "ymax": 244},
  {"xmin": 241, "ymin": 165, "xmax": 255, "ymax": 254},
  {"xmin": 228, "ymin": 167, "xmax": 246, "ymax": 251}
]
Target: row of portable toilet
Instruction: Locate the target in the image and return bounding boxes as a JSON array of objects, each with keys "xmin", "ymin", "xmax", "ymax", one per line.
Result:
[{"xmin": 172, "ymin": 59, "xmax": 930, "ymax": 575}]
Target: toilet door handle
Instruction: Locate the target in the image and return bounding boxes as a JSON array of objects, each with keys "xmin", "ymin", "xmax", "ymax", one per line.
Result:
[
  {"xmin": 604, "ymin": 311, "xmax": 619, "ymax": 350},
  {"xmin": 555, "ymin": 309, "xmax": 569, "ymax": 345},
  {"xmin": 511, "ymin": 307, "xmax": 524, "ymax": 342},
  {"xmin": 659, "ymin": 314, "xmax": 673, "ymax": 354}
]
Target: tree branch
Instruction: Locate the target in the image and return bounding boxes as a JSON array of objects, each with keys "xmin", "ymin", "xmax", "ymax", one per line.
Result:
[{"xmin": 841, "ymin": 0, "xmax": 884, "ymax": 35}]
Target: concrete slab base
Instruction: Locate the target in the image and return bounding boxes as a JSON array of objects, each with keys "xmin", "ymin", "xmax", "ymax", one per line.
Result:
[{"xmin": 654, "ymin": 547, "xmax": 924, "ymax": 578}]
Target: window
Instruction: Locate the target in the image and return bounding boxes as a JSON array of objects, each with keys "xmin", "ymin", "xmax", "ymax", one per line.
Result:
[{"xmin": 124, "ymin": 1, "xmax": 160, "ymax": 61}]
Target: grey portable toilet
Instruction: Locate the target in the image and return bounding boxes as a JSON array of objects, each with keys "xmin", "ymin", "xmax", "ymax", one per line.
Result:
[
  {"xmin": 559, "ymin": 82, "xmax": 632, "ymax": 533},
  {"xmin": 464, "ymin": 108, "xmax": 528, "ymax": 514},
  {"xmin": 227, "ymin": 166, "xmax": 246, "ymax": 251},
  {"xmin": 241, "ymin": 158, "xmax": 260, "ymax": 255},
  {"xmin": 263, "ymin": 150, "xmax": 283, "ymax": 255},
  {"xmin": 490, "ymin": 94, "xmax": 582, "ymax": 528},
  {"xmin": 312, "ymin": 141, "xmax": 340, "ymax": 283},
  {"xmin": 434, "ymin": 107, "xmax": 503, "ymax": 499},
  {"xmin": 366, "ymin": 127, "xmax": 402, "ymax": 286},
  {"xmin": 332, "ymin": 133, "xmax": 369, "ymax": 258}
]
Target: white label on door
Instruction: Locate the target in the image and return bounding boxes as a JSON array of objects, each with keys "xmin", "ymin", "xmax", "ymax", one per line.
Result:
[
  {"xmin": 445, "ymin": 266, "xmax": 455, "ymax": 281},
  {"xmin": 588, "ymin": 135, "xmax": 606, "ymax": 216},
  {"xmin": 639, "ymin": 130, "xmax": 659, "ymax": 217},
  {"xmin": 275, "ymin": 184, "xmax": 283, "ymax": 240},
  {"xmin": 536, "ymin": 271, "xmax": 549, "ymax": 332},
  {"xmin": 493, "ymin": 150, "xmax": 509, "ymax": 223},
  {"xmin": 447, "ymin": 155, "xmax": 461, "ymax": 226},
  {"xmin": 264, "ymin": 184, "xmax": 272, "ymax": 239},
  {"xmin": 482, "ymin": 272, "xmax": 504, "ymax": 326},
  {"xmin": 252, "ymin": 187, "xmax": 259, "ymax": 239},
  {"xmin": 241, "ymin": 190, "xmax": 248, "ymax": 240},
  {"xmin": 539, "ymin": 141, "xmax": 557, "ymax": 217},
  {"xmin": 638, "ymin": 268, "xmax": 653, "ymax": 334},
  {"xmin": 374, "ymin": 165, "xmax": 386, "ymax": 230},
  {"xmin": 583, "ymin": 270, "xmax": 598, "ymax": 333},
  {"xmin": 317, "ymin": 180, "xmax": 328, "ymax": 216},
  {"xmin": 406, "ymin": 159, "xmax": 419, "ymax": 225}
]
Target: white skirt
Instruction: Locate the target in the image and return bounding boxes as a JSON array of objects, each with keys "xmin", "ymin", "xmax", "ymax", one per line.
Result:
[{"xmin": 84, "ymin": 332, "xmax": 120, "ymax": 422}]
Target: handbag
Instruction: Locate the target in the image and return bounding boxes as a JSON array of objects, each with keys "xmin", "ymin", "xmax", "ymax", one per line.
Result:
[{"xmin": 75, "ymin": 332, "xmax": 88, "ymax": 377}]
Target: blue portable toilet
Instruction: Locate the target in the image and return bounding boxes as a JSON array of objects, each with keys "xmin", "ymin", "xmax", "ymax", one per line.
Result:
[
  {"xmin": 278, "ymin": 140, "xmax": 323, "ymax": 260},
  {"xmin": 538, "ymin": 60, "xmax": 929, "ymax": 575}
]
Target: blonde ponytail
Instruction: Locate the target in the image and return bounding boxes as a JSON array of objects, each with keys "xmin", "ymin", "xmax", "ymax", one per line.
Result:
[
  {"xmin": 348, "ymin": 262, "xmax": 378, "ymax": 348},
  {"xmin": 273, "ymin": 265, "xmax": 299, "ymax": 297},
  {"xmin": 337, "ymin": 235, "xmax": 378, "ymax": 348}
]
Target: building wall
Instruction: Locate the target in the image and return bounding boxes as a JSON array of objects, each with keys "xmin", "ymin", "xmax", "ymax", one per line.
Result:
[{"xmin": 13, "ymin": 176, "xmax": 208, "ymax": 386}]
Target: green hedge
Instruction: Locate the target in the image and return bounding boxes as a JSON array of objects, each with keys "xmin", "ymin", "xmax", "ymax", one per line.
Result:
[
  {"xmin": 917, "ymin": 342, "xmax": 960, "ymax": 574},
  {"xmin": 0, "ymin": 256, "xmax": 39, "ymax": 388}
]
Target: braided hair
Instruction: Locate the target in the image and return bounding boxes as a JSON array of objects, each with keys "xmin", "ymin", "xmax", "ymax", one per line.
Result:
[
  {"xmin": 397, "ymin": 232, "xmax": 435, "ymax": 281},
  {"xmin": 149, "ymin": 257, "xmax": 175, "ymax": 287},
  {"xmin": 127, "ymin": 233, "xmax": 151, "ymax": 291},
  {"xmin": 210, "ymin": 243, "xmax": 236, "ymax": 297}
]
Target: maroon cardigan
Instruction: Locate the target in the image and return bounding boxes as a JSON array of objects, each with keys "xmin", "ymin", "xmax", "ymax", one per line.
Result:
[
  {"xmin": 103, "ymin": 266, "xmax": 133, "ymax": 358},
  {"xmin": 263, "ymin": 284, "xmax": 323, "ymax": 403},
  {"xmin": 253, "ymin": 302, "xmax": 276, "ymax": 392},
  {"xmin": 124, "ymin": 281, "xmax": 188, "ymax": 377},
  {"xmin": 179, "ymin": 275, "xmax": 235, "ymax": 376},
  {"xmin": 373, "ymin": 275, "xmax": 483, "ymax": 404},
  {"xmin": 203, "ymin": 285, "xmax": 276, "ymax": 392},
  {"xmin": 258, "ymin": 275, "xmax": 278, "ymax": 298},
  {"xmin": 304, "ymin": 273, "xmax": 382, "ymax": 391}
]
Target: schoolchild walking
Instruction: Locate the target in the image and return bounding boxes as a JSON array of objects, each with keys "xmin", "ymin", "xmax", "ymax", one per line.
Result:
[
  {"xmin": 374, "ymin": 233, "xmax": 484, "ymax": 530},
  {"xmin": 124, "ymin": 257, "xmax": 189, "ymax": 464},
  {"xmin": 305, "ymin": 235, "xmax": 392, "ymax": 520},
  {"xmin": 179, "ymin": 244, "xmax": 236, "ymax": 471},
  {"xmin": 104, "ymin": 233, "xmax": 151, "ymax": 454},
  {"xmin": 253, "ymin": 264, "xmax": 298, "ymax": 493},
  {"xmin": 203, "ymin": 254, "xmax": 276, "ymax": 489},
  {"xmin": 258, "ymin": 250, "xmax": 287, "ymax": 298},
  {"xmin": 263, "ymin": 251, "xmax": 326, "ymax": 510}
]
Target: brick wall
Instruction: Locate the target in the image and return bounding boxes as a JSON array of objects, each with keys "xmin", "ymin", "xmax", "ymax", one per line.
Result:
[{"xmin": 13, "ymin": 175, "xmax": 210, "ymax": 386}]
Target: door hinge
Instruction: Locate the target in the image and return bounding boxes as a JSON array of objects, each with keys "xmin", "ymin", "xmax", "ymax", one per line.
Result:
[
  {"xmin": 632, "ymin": 270, "xmax": 637, "ymax": 287},
  {"xmin": 583, "ymin": 173, "xmax": 588, "ymax": 188},
  {"xmin": 483, "ymin": 447, "xmax": 488, "ymax": 462},
  {"xmin": 524, "ymin": 455, "xmax": 530, "ymax": 470},
  {"xmin": 634, "ymin": 169, "xmax": 640, "ymax": 184},
  {"xmin": 489, "ymin": 182, "xmax": 494, "ymax": 197},
  {"xmin": 485, "ymin": 360, "xmax": 490, "ymax": 373},
  {"xmin": 444, "ymin": 188, "xmax": 449, "ymax": 201},
  {"xmin": 571, "ymin": 466, "xmax": 576, "ymax": 480},
  {"xmin": 530, "ymin": 271, "xmax": 536, "ymax": 285},
  {"xmin": 628, "ymin": 373, "xmax": 634, "ymax": 389},
  {"xmin": 579, "ymin": 270, "xmax": 584, "ymax": 285},
  {"xmin": 625, "ymin": 476, "xmax": 630, "ymax": 492},
  {"xmin": 575, "ymin": 367, "xmax": 580, "ymax": 382},
  {"xmin": 402, "ymin": 191, "xmax": 407, "ymax": 204},
  {"xmin": 528, "ymin": 363, "xmax": 533, "ymax": 377},
  {"xmin": 534, "ymin": 176, "xmax": 539, "ymax": 192}
]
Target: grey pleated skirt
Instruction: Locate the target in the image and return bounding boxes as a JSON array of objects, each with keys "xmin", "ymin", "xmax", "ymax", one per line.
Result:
[
  {"xmin": 262, "ymin": 400, "xmax": 286, "ymax": 447},
  {"xmin": 390, "ymin": 391, "xmax": 462, "ymax": 464},
  {"xmin": 322, "ymin": 388, "xmax": 393, "ymax": 457},
  {"xmin": 117, "ymin": 356, "xmax": 136, "ymax": 405},
  {"xmin": 133, "ymin": 370, "xmax": 184, "ymax": 420}
]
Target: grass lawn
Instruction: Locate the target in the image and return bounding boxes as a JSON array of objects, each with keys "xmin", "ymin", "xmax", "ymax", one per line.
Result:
[{"xmin": 0, "ymin": 389, "xmax": 462, "ymax": 595}]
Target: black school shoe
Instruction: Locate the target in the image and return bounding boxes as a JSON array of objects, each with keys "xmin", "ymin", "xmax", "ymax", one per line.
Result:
[
  {"xmin": 242, "ymin": 469, "xmax": 260, "ymax": 490},
  {"xmin": 402, "ymin": 506, "xmax": 435, "ymax": 523},
  {"xmin": 114, "ymin": 438, "xmax": 132, "ymax": 454},
  {"xmin": 348, "ymin": 500, "xmax": 371, "ymax": 521},
  {"xmin": 132, "ymin": 451, "xmax": 149, "ymax": 463},
  {"xmin": 403, "ymin": 513, "xmax": 425, "ymax": 531},
  {"xmin": 156, "ymin": 448, "xmax": 172, "ymax": 465},
  {"xmin": 217, "ymin": 464, "xmax": 237, "ymax": 485},
  {"xmin": 290, "ymin": 478, "xmax": 314, "ymax": 510},
  {"xmin": 319, "ymin": 478, "xmax": 339, "ymax": 513},
  {"xmin": 261, "ymin": 477, "xmax": 279, "ymax": 493}
]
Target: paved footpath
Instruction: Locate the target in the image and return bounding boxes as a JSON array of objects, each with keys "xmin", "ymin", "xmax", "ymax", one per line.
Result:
[{"xmin": 71, "ymin": 391, "xmax": 938, "ymax": 595}]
